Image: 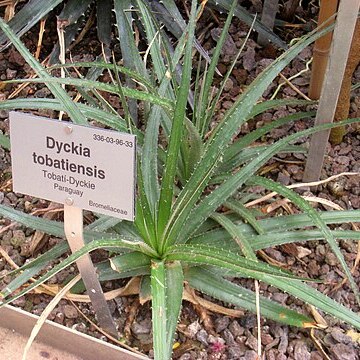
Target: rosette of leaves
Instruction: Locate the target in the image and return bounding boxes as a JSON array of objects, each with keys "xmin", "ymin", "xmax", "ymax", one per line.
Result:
[{"xmin": 1, "ymin": 2, "xmax": 360, "ymax": 360}]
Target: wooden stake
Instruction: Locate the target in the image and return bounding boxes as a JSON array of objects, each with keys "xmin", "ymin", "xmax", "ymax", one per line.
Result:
[
  {"xmin": 308, "ymin": 0, "xmax": 338, "ymax": 100},
  {"xmin": 64, "ymin": 204, "xmax": 118, "ymax": 338},
  {"xmin": 303, "ymin": 0, "xmax": 360, "ymax": 182}
]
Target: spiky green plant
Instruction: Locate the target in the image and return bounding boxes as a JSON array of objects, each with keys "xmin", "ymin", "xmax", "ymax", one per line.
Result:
[
  {"xmin": 0, "ymin": 0, "xmax": 286, "ymax": 55},
  {"xmin": 1, "ymin": 2, "xmax": 360, "ymax": 360}
]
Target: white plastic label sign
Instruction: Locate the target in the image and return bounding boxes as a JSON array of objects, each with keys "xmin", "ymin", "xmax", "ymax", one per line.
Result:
[{"xmin": 10, "ymin": 112, "xmax": 136, "ymax": 220}]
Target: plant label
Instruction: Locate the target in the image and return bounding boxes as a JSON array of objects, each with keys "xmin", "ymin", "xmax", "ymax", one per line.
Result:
[{"xmin": 10, "ymin": 112, "xmax": 136, "ymax": 220}]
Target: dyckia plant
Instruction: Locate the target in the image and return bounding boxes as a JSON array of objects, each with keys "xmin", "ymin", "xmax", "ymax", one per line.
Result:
[{"xmin": 0, "ymin": 1, "xmax": 360, "ymax": 359}]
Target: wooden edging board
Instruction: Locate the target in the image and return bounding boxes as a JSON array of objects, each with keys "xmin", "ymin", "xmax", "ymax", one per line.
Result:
[{"xmin": 0, "ymin": 305, "xmax": 148, "ymax": 360}]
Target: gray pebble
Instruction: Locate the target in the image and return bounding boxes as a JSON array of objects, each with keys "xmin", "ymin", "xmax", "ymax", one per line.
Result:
[
  {"xmin": 331, "ymin": 329, "xmax": 353, "ymax": 344},
  {"xmin": 223, "ymin": 328, "xmax": 236, "ymax": 345},
  {"xmin": 6, "ymin": 192, "xmax": 18, "ymax": 203},
  {"xmin": 6, "ymin": 68, "xmax": 17, "ymax": 79},
  {"xmin": 187, "ymin": 321, "xmax": 201, "ymax": 339},
  {"xmin": 241, "ymin": 350, "xmax": 258, "ymax": 360},
  {"xmin": 227, "ymin": 345, "xmax": 246, "ymax": 359},
  {"xmin": 229, "ymin": 320, "xmax": 244, "ymax": 337},
  {"xmin": 215, "ymin": 316, "xmax": 230, "ymax": 333},
  {"xmin": 196, "ymin": 329, "xmax": 209, "ymax": 346},
  {"xmin": 131, "ymin": 319, "xmax": 151, "ymax": 335},
  {"xmin": 179, "ymin": 354, "xmax": 191, "ymax": 360},
  {"xmin": 278, "ymin": 331, "xmax": 289, "ymax": 354},
  {"xmin": 240, "ymin": 315, "xmax": 257, "ymax": 329},
  {"xmin": 0, "ymin": 110, "xmax": 8, "ymax": 119}
]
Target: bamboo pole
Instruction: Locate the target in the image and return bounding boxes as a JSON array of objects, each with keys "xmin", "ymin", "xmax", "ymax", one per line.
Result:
[
  {"xmin": 329, "ymin": 19, "xmax": 360, "ymax": 144},
  {"xmin": 303, "ymin": 0, "xmax": 360, "ymax": 182},
  {"xmin": 308, "ymin": 0, "xmax": 339, "ymax": 100}
]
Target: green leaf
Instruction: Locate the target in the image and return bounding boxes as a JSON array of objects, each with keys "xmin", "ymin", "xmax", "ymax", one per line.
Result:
[
  {"xmin": 5, "ymin": 77, "xmax": 173, "ymax": 111},
  {"xmin": 96, "ymin": 0, "xmax": 112, "ymax": 46},
  {"xmin": 220, "ymin": 111, "xmax": 315, "ymax": 172},
  {"xmin": 165, "ymin": 261, "xmax": 183, "ymax": 353},
  {"xmin": 150, "ymin": 260, "xmax": 183, "ymax": 360},
  {"xmin": 167, "ymin": 245, "xmax": 360, "ymax": 330},
  {"xmin": 164, "ymin": 23, "xmax": 336, "ymax": 248},
  {"xmin": 0, "ymin": 204, "xmax": 65, "ymax": 238},
  {"xmin": 151, "ymin": 260, "xmax": 168, "ymax": 360},
  {"xmin": 225, "ymin": 198, "xmax": 264, "ymax": 235},
  {"xmin": 197, "ymin": 0, "xmax": 237, "ymax": 137},
  {"xmin": 1, "ymin": 242, "xmax": 68, "ymax": 297},
  {"xmin": 136, "ymin": 0, "xmax": 167, "ymax": 81},
  {"xmin": 0, "ymin": 98, "xmax": 132, "ymax": 133},
  {"xmin": 84, "ymin": 216, "xmax": 121, "ymax": 232},
  {"xmin": 49, "ymin": 61, "xmax": 155, "ymax": 92},
  {"xmin": 0, "ymin": 133, "xmax": 10, "ymax": 150},
  {"xmin": 156, "ymin": 0, "xmax": 197, "ymax": 248},
  {"xmin": 114, "ymin": 0, "xmax": 148, "ymax": 124},
  {"xmin": 248, "ymin": 175, "xmax": 360, "ymax": 305},
  {"xmin": 0, "ymin": 0, "xmax": 64, "ymax": 50},
  {"xmin": 176, "ymin": 117, "xmax": 360, "ymax": 245},
  {"xmin": 211, "ymin": 213, "xmax": 256, "ymax": 260},
  {"xmin": 97, "ymin": 259, "xmax": 149, "ymax": 281},
  {"xmin": 208, "ymin": 0, "xmax": 287, "ymax": 49},
  {"xmin": 58, "ymin": 0, "xmax": 92, "ymax": 25},
  {"xmin": 190, "ymin": 210, "xmax": 360, "ymax": 250},
  {"xmin": 186, "ymin": 267, "xmax": 315, "ymax": 328},
  {"xmin": 249, "ymin": 99, "xmax": 316, "ymax": 119},
  {"xmin": 251, "ymin": 229, "xmax": 360, "ymax": 250},
  {"xmin": 0, "ymin": 238, "xmax": 156, "ymax": 304},
  {"xmin": 0, "ymin": 17, "xmax": 88, "ymax": 125},
  {"xmin": 110, "ymin": 251, "xmax": 151, "ymax": 273},
  {"xmin": 140, "ymin": 275, "xmax": 152, "ymax": 303},
  {"xmin": 167, "ymin": 244, "xmax": 308, "ymax": 281}
]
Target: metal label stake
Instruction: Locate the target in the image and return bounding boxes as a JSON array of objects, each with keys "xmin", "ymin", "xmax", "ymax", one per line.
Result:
[{"xmin": 64, "ymin": 203, "xmax": 118, "ymax": 338}]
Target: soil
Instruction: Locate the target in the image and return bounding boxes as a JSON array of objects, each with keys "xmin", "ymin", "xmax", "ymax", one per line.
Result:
[{"xmin": 1, "ymin": 1, "xmax": 360, "ymax": 360}]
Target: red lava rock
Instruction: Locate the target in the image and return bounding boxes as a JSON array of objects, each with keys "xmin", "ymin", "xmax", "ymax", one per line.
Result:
[
  {"xmin": 310, "ymin": 351, "xmax": 324, "ymax": 360},
  {"xmin": 223, "ymin": 78, "xmax": 234, "ymax": 92},
  {"xmin": 336, "ymin": 156, "xmax": 350, "ymax": 166},
  {"xmin": 233, "ymin": 68, "xmax": 248, "ymax": 84},
  {"xmin": 261, "ymin": 333, "xmax": 274, "ymax": 346},
  {"xmin": 277, "ymin": 172, "xmax": 291, "ymax": 186},
  {"xmin": 307, "ymin": 260, "xmax": 320, "ymax": 276},
  {"xmin": 331, "ymin": 329, "xmax": 353, "ymax": 344},
  {"xmin": 349, "ymin": 194, "xmax": 360, "ymax": 208},
  {"xmin": 223, "ymin": 101, "xmax": 233, "ymax": 110},
  {"xmin": 330, "ymin": 343, "xmax": 359, "ymax": 360},
  {"xmin": 8, "ymin": 48, "xmax": 26, "ymax": 66},
  {"xmin": 338, "ymin": 145, "xmax": 352, "ymax": 155},
  {"xmin": 244, "ymin": 331, "xmax": 258, "ymax": 351},
  {"xmin": 63, "ymin": 304, "xmax": 78, "ymax": 319},
  {"xmin": 293, "ymin": 341, "xmax": 311, "ymax": 360},
  {"xmin": 242, "ymin": 47, "xmax": 256, "ymax": 72}
]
